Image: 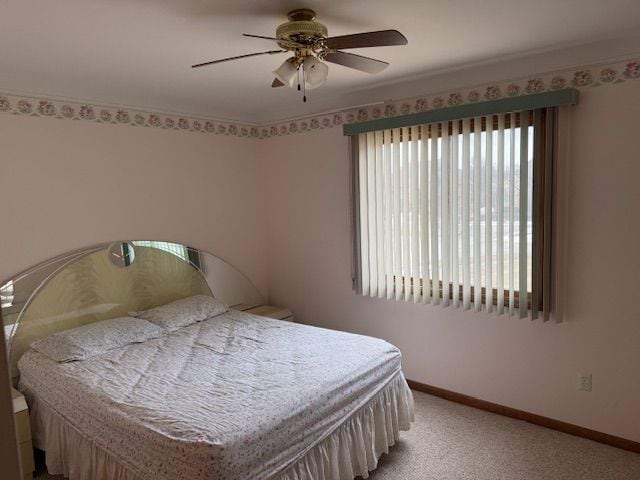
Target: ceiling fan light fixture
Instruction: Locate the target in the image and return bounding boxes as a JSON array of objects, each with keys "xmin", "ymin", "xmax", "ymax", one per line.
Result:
[
  {"xmin": 273, "ymin": 58, "xmax": 298, "ymax": 88},
  {"xmin": 192, "ymin": 9, "xmax": 408, "ymax": 100},
  {"xmin": 302, "ymin": 56, "xmax": 329, "ymax": 89}
]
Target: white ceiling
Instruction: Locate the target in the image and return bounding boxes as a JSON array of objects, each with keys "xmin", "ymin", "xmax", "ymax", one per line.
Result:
[{"xmin": 2, "ymin": 0, "xmax": 640, "ymax": 123}]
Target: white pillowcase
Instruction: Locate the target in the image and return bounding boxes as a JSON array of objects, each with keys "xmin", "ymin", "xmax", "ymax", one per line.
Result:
[
  {"xmin": 129, "ymin": 295, "xmax": 228, "ymax": 332},
  {"xmin": 30, "ymin": 317, "xmax": 162, "ymax": 363}
]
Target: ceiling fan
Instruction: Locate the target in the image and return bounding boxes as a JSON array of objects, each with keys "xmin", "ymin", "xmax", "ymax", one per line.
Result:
[{"xmin": 192, "ymin": 9, "xmax": 408, "ymax": 102}]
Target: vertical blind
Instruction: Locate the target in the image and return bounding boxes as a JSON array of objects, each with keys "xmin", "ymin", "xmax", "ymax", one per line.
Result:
[{"xmin": 351, "ymin": 109, "xmax": 555, "ymax": 320}]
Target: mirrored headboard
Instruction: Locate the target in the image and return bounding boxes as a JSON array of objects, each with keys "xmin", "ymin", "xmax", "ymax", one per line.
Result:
[{"xmin": 1, "ymin": 241, "xmax": 264, "ymax": 378}]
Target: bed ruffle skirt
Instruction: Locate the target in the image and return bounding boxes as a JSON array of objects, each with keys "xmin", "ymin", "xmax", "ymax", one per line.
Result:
[
  {"xmin": 278, "ymin": 372, "xmax": 414, "ymax": 480},
  {"xmin": 26, "ymin": 371, "xmax": 414, "ymax": 480}
]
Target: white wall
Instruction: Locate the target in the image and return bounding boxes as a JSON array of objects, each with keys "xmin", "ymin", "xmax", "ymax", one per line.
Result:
[
  {"xmin": 262, "ymin": 81, "xmax": 640, "ymax": 442},
  {"xmin": 0, "ymin": 115, "xmax": 268, "ymax": 295},
  {"xmin": 1, "ymin": 77, "xmax": 638, "ymax": 444}
]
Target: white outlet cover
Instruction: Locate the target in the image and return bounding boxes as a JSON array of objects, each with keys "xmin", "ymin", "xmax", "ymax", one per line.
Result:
[{"xmin": 578, "ymin": 373, "xmax": 592, "ymax": 391}]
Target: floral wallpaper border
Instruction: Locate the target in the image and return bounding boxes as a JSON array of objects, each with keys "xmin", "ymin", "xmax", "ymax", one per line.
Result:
[
  {"xmin": 1, "ymin": 58, "xmax": 638, "ymax": 139},
  {"xmin": 260, "ymin": 58, "xmax": 639, "ymax": 138},
  {"xmin": 0, "ymin": 95, "xmax": 260, "ymax": 138}
]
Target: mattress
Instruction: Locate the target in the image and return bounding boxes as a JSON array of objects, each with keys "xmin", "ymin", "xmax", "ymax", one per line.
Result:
[{"xmin": 18, "ymin": 310, "xmax": 410, "ymax": 480}]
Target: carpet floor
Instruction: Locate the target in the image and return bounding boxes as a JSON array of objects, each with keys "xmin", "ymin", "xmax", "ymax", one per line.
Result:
[{"xmin": 34, "ymin": 390, "xmax": 640, "ymax": 480}]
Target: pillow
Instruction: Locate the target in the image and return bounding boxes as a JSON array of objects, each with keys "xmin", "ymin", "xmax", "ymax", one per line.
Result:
[
  {"xmin": 30, "ymin": 317, "xmax": 162, "ymax": 363},
  {"xmin": 129, "ymin": 295, "xmax": 228, "ymax": 332}
]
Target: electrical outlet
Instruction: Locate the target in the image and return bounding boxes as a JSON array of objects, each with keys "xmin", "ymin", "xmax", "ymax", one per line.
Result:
[{"xmin": 578, "ymin": 373, "xmax": 592, "ymax": 392}]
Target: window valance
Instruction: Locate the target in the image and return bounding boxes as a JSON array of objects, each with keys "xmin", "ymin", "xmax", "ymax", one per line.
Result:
[{"xmin": 343, "ymin": 89, "xmax": 578, "ymax": 136}]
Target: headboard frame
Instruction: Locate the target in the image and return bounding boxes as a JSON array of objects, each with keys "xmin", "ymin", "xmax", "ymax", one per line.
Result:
[{"xmin": 2, "ymin": 241, "xmax": 264, "ymax": 379}]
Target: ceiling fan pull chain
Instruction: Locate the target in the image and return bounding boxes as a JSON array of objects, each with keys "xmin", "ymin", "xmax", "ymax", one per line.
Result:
[{"xmin": 303, "ymin": 67, "xmax": 307, "ymax": 103}]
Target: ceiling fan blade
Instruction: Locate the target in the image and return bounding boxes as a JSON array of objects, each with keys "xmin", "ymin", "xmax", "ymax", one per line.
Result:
[
  {"xmin": 192, "ymin": 50, "xmax": 284, "ymax": 68},
  {"xmin": 242, "ymin": 33, "xmax": 280, "ymax": 42},
  {"xmin": 323, "ymin": 51, "xmax": 389, "ymax": 74},
  {"xmin": 243, "ymin": 33, "xmax": 305, "ymax": 49},
  {"xmin": 272, "ymin": 78, "xmax": 285, "ymax": 87},
  {"xmin": 323, "ymin": 30, "xmax": 407, "ymax": 50}
]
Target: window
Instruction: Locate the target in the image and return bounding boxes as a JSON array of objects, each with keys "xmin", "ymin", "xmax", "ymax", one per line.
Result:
[{"xmin": 350, "ymin": 108, "xmax": 558, "ymax": 320}]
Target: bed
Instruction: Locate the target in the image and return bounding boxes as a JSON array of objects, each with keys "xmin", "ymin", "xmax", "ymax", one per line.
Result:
[{"xmin": 4, "ymin": 241, "xmax": 414, "ymax": 480}]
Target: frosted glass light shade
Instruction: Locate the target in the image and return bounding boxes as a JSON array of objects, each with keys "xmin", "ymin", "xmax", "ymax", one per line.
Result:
[
  {"xmin": 303, "ymin": 56, "xmax": 328, "ymax": 89},
  {"xmin": 273, "ymin": 58, "xmax": 298, "ymax": 88}
]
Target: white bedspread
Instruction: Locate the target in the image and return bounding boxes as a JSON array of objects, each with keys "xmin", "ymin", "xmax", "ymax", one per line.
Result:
[{"xmin": 18, "ymin": 310, "xmax": 409, "ymax": 480}]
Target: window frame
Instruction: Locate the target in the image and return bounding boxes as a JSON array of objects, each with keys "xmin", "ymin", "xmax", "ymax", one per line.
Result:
[{"xmin": 350, "ymin": 109, "xmax": 556, "ymax": 315}]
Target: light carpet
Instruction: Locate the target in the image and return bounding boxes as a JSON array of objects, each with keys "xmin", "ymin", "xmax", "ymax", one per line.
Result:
[{"xmin": 34, "ymin": 390, "xmax": 640, "ymax": 480}]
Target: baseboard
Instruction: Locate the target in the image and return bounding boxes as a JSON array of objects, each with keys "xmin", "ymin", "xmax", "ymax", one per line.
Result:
[{"xmin": 406, "ymin": 379, "xmax": 640, "ymax": 454}]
